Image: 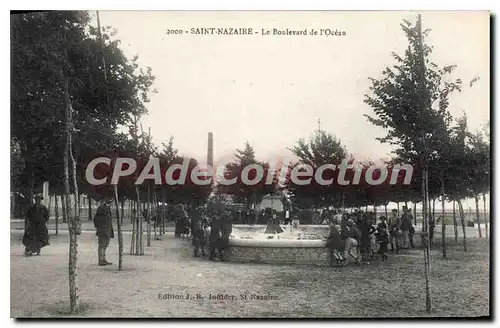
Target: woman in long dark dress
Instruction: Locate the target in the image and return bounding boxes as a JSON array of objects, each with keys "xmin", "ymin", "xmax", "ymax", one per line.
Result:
[{"xmin": 23, "ymin": 194, "xmax": 49, "ymax": 256}]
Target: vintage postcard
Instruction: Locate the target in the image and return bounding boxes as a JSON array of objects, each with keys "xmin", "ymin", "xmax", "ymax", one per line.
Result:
[{"xmin": 10, "ymin": 10, "xmax": 490, "ymax": 318}]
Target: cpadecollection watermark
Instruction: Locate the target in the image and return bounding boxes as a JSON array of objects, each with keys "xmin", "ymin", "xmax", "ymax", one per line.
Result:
[{"xmin": 85, "ymin": 157, "xmax": 413, "ymax": 186}]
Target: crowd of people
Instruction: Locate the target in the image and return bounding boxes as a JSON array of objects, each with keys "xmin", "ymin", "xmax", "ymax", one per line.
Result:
[
  {"xmin": 186, "ymin": 203, "xmax": 233, "ymax": 261},
  {"xmin": 21, "ymin": 195, "xmax": 438, "ymax": 268},
  {"xmin": 324, "ymin": 206, "xmax": 418, "ymax": 266},
  {"xmin": 176, "ymin": 205, "xmax": 292, "ymax": 261},
  {"xmin": 173, "ymin": 203, "xmax": 432, "ymax": 266},
  {"xmin": 22, "ymin": 196, "xmax": 116, "ymax": 265}
]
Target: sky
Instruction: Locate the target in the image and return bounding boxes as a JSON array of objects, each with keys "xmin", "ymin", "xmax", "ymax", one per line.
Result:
[{"xmin": 92, "ymin": 11, "xmax": 490, "ymax": 209}]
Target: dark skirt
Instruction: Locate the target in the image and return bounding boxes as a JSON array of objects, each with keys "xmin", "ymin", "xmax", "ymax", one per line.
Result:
[
  {"xmin": 23, "ymin": 224, "xmax": 49, "ymax": 252},
  {"xmin": 218, "ymin": 236, "xmax": 230, "ymax": 250},
  {"xmin": 378, "ymin": 242, "xmax": 388, "ymax": 253},
  {"xmin": 359, "ymin": 238, "xmax": 371, "ymax": 253},
  {"xmin": 325, "ymin": 234, "xmax": 343, "ymax": 251}
]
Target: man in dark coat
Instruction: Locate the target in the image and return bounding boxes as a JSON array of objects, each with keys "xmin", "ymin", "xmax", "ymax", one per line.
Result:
[
  {"xmin": 94, "ymin": 199, "xmax": 114, "ymax": 266},
  {"xmin": 388, "ymin": 209, "xmax": 400, "ymax": 253},
  {"xmin": 191, "ymin": 207, "xmax": 203, "ymax": 245},
  {"xmin": 400, "ymin": 207, "xmax": 412, "ymax": 249},
  {"xmin": 209, "ymin": 214, "xmax": 222, "ymax": 261},
  {"xmin": 23, "ymin": 194, "xmax": 49, "ymax": 256},
  {"xmin": 218, "ymin": 210, "xmax": 233, "ymax": 261}
]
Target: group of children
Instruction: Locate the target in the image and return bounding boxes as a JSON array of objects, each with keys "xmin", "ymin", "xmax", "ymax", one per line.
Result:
[{"xmin": 325, "ymin": 207, "xmax": 415, "ymax": 266}]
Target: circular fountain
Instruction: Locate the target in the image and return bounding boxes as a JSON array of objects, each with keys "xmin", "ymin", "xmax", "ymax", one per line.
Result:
[{"xmin": 227, "ymin": 223, "xmax": 332, "ymax": 266}]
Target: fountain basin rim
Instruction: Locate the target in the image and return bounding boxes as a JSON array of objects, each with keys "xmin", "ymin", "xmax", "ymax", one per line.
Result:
[{"xmin": 229, "ymin": 238, "xmax": 327, "ymax": 248}]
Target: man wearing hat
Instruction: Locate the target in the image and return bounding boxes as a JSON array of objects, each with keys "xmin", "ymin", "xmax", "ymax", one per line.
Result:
[
  {"xmin": 400, "ymin": 206, "xmax": 412, "ymax": 249},
  {"xmin": 208, "ymin": 202, "xmax": 225, "ymax": 260},
  {"xmin": 218, "ymin": 209, "xmax": 233, "ymax": 261},
  {"xmin": 93, "ymin": 199, "xmax": 114, "ymax": 266},
  {"xmin": 23, "ymin": 194, "xmax": 49, "ymax": 256},
  {"xmin": 388, "ymin": 209, "xmax": 401, "ymax": 253}
]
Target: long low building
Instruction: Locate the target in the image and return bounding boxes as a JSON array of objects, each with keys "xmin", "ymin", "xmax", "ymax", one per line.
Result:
[{"xmin": 257, "ymin": 195, "xmax": 284, "ymax": 212}]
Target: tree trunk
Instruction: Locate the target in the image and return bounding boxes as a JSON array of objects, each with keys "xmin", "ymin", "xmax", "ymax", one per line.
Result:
[
  {"xmin": 483, "ymin": 193, "xmax": 488, "ymax": 240},
  {"xmin": 457, "ymin": 199, "xmax": 467, "ymax": 252},
  {"xmin": 421, "ymin": 202, "xmax": 425, "ymax": 230},
  {"xmin": 129, "ymin": 199, "xmax": 133, "ymax": 224},
  {"xmin": 121, "ymin": 201, "xmax": 125, "ymax": 231},
  {"xmin": 384, "ymin": 204, "xmax": 388, "ymax": 220},
  {"xmin": 397, "ymin": 202, "xmax": 400, "ymax": 217},
  {"xmin": 428, "ymin": 198, "xmax": 432, "ymax": 223},
  {"xmin": 67, "ymin": 222, "xmax": 78, "ymax": 313},
  {"xmin": 153, "ymin": 189, "xmax": 158, "ymax": 240},
  {"xmin": 253, "ymin": 194, "xmax": 258, "ymax": 224},
  {"xmin": 147, "ymin": 185, "xmax": 151, "ymax": 247},
  {"xmin": 413, "ymin": 202, "xmax": 417, "ymax": 226},
  {"xmin": 162, "ymin": 190, "xmax": 167, "ymax": 235},
  {"xmin": 474, "ymin": 194, "xmax": 482, "ymax": 238},
  {"xmin": 78, "ymin": 194, "xmax": 82, "ymax": 217},
  {"xmin": 453, "ymin": 200, "xmax": 458, "ymax": 243},
  {"xmin": 63, "ymin": 73, "xmax": 79, "ymax": 313},
  {"xmin": 69, "ymin": 117, "xmax": 80, "ymax": 235},
  {"xmin": 11, "ymin": 192, "xmax": 15, "ymax": 220},
  {"xmin": 61, "ymin": 194, "xmax": 67, "ymax": 223},
  {"xmin": 113, "ymin": 186, "xmax": 123, "ymax": 271},
  {"xmin": 136, "ymin": 187, "xmax": 143, "ymax": 255},
  {"xmin": 130, "ymin": 200, "xmax": 136, "ymax": 255},
  {"xmin": 54, "ymin": 195, "xmax": 59, "ymax": 236},
  {"xmin": 47, "ymin": 195, "xmax": 52, "ymax": 218},
  {"xmin": 440, "ymin": 170, "xmax": 446, "ymax": 259},
  {"xmin": 432, "ymin": 198, "xmax": 436, "ymax": 221},
  {"xmin": 88, "ymin": 197, "xmax": 92, "ymax": 221},
  {"xmin": 423, "ymin": 163, "xmax": 431, "ymax": 313}
]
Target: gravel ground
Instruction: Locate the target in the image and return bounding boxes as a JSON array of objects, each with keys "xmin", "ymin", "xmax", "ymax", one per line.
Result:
[{"xmin": 10, "ymin": 230, "xmax": 490, "ymax": 318}]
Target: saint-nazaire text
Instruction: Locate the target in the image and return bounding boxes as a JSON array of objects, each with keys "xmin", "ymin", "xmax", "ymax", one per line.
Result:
[{"xmin": 190, "ymin": 28, "xmax": 255, "ymax": 35}]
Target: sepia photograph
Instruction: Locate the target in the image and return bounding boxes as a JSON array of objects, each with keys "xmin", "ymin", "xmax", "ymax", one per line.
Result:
[{"xmin": 10, "ymin": 10, "xmax": 490, "ymax": 318}]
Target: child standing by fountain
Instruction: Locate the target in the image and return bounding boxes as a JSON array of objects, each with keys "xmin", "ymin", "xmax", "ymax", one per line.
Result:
[
  {"xmin": 341, "ymin": 219, "xmax": 359, "ymax": 264},
  {"xmin": 374, "ymin": 223, "xmax": 389, "ymax": 261},
  {"xmin": 325, "ymin": 221, "xmax": 344, "ymax": 266},
  {"xmin": 193, "ymin": 219, "xmax": 206, "ymax": 257}
]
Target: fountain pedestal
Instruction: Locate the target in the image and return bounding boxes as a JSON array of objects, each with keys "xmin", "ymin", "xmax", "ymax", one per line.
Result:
[{"xmin": 264, "ymin": 222, "xmax": 283, "ymax": 234}]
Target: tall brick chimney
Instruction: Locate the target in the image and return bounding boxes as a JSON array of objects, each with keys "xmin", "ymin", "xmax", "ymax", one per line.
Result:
[{"xmin": 207, "ymin": 132, "xmax": 213, "ymax": 168}]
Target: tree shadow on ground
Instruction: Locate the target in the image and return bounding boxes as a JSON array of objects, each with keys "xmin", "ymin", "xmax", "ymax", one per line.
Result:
[{"xmin": 14, "ymin": 300, "xmax": 111, "ymax": 318}]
